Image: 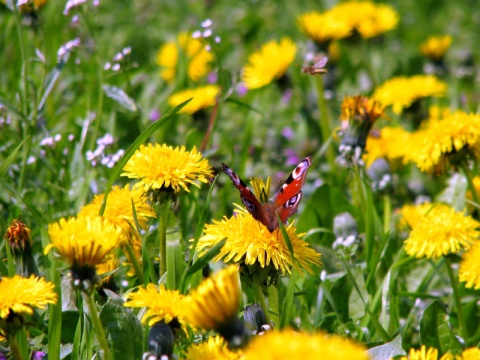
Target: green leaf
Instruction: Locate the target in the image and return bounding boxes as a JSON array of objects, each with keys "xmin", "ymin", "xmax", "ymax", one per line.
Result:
[
  {"xmin": 420, "ymin": 300, "xmax": 463, "ymax": 354},
  {"xmin": 280, "ymin": 269, "xmax": 296, "ymax": 329},
  {"xmin": 166, "ymin": 226, "xmax": 183, "ymax": 289},
  {"xmin": 103, "ymin": 85, "xmax": 138, "ymax": 112},
  {"xmin": 184, "ymin": 238, "xmax": 226, "ymax": 280},
  {"xmin": 368, "ymin": 335, "xmax": 405, "ymax": 360},
  {"xmin": 0, "ymin": 137, "xmax": 29, "ymax": 180},
  {"xmin": 100, "ymin": 290, "xmax": 144, "ymax": 360},
  {"xmin": 348, "ymin": 266, "xmax": 368, "ymax": 321}
]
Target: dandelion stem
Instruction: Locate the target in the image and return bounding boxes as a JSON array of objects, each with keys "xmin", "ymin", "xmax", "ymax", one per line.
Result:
[
  {"xmin": 252, "ymin": 280, "xmax": 271, "ymax": 325},
  {"xmin": 315, "ymin": 76, "xmax": 336, "ymax": 174},
  {"xmin": 383, "ymin": 194, "xmax": 391, "ymax": 234},
  {"xmin": 158, "ymin": 202, "xmax": 171, "ymax": 279},
  {"xmin": 124, "ymin": 241, "xmax": 144, "ymax": 285},
  {"xmin": 84, "ymin": 291, "xmax": 112, "ymax": 360},
  {"xmin": 444, "ymin": 257, "xmax": 467, "ymax": 339}
]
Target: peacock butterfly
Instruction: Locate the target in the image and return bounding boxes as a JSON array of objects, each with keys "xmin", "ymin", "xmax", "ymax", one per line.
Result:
[{"xmin": 222, "ymin": 157, "xmax": 312, "ymax": 232}]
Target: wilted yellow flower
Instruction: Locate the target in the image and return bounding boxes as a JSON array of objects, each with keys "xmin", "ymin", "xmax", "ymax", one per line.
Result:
[
  {"xmin": 124, "ymin": 283, "xmax": 186, "ymax": 326},
  {"xmin": 196, "ymin": 211, "xmax": 321, "ymax": 275},
  {"xmin": 364, "ymin": 126, "xmax": 411, "ymax": 167},
  {"xmin": 242, "ymin": 329, "xmax": 370, "ymax": 360},
  {"xmin": 297, "ymin": 11, "xmax": 352, "ymax": 44},
  {"xmin": 340, "ymin": 95, "xmax": 385, "ymax": 151},
  {"xmin": 421, "ymin": 35, "xmax": 452, "ymax": 61},
  {"xmin": 157, "ymin": 32, "xmax": 213, "ymax": 83},
  {"xmin": 403, "ymin": 110, "xmax": 480, "ymax": 174},
  {"xmin": 168, "ymin": 85, "xmax": 220, "ymax": 114},
  {"xmin": 373, "ymin": 75, "xmax": 447, "ymax": 114},
  {"xmin": 122, "ymin": 144, "xmax": 213, "ymax": 193},
  {"xmin": 46, "ymin": 216, "xmax": 123, "ymax": 268},
  {"xmin": 183, "ymin": 336, "xmax": 241, "ymax": 360},
  {"xmin": 398, "ymin": 202, "xmax": 433, "ymax": 230},
  {"xmin": 0, "ymin": 275, "xmax": 57, "ymax": 319},
  {"xmin": 242, "ymin": 38, "xmax": 297, "ymax": 90},
  {"xmin": 79, "ymin": 185, "xmax": 155, "ymax": 242},
  {"xmin": 4, "ymin": 219, "xmax": 32, "ymax": 254},
  {"xmin": 17, "ymin": 0, "xmax": 47, "ymax": 12},
  {"xmin": 404, "ymin": 204, "xmax": 480, "ymax": 259},
  {"xmin": 184, "ymin": 265, "xmax": 240, "ymax": 331}
]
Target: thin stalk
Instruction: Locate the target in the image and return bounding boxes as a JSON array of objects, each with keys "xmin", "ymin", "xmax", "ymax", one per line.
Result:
[
  {"xmin": 124, "ymin": 241, "xmax": 144, "ymax": 285},
  {"xmin": 383, "ymin": 194, "xmax": 391, "ymax": 234},
  {"xmin": 315, "ymin": 76, "xmax": 336, "ymax": 173},
  {"xmin": 252, "ymin": 280, "xmax": 271, "ymax": 325},
  {"xmin": 83, "ymin": 291, "xmax": 112, "ymax": 360},
  {"xmin": 158, "ymin": 203, "xmax": 171, "ymax": 278},
  {"xmin": 9, "ymin": 334, "xmax": 23, "ymax": 360},
  {"xmin": 444, "ymin": 257, "xmax": 467, "ymax": 339}
]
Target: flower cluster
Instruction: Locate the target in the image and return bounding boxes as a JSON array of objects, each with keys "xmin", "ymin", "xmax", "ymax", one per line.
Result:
[{"xmin": 298, "ymin": 1, "xmax": 398, "ymax": 45}]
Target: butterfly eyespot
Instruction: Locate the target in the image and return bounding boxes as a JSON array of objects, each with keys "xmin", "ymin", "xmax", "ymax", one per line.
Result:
[{"xmin": 285, "ymin": 195, "xmax": 299, "ymax": 208}]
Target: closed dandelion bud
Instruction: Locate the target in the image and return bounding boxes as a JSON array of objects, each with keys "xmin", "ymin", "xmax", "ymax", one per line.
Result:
[
  {"xmin": 147, "ymin": 322, "xmax": 175, "ymax": 358},
  {"xmin": 4, "ymin": 219, "xmax": 38, "ymax": 277},
  {"xmin": 244, "ymin": 304, "xmax": 268, "ymax": 334}
]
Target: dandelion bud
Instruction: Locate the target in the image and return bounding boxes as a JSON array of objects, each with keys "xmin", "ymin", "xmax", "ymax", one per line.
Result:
[
  {"xmin": 146, "ymin": 322, "xmax": 175, "ymax": 358},
  {"xmin": 4, "ymin": 219, "xmax": 38, "ymax": 276},
  {"xmin": 244, "ymin": 304, "xmax": 269, "ymax": 334}
]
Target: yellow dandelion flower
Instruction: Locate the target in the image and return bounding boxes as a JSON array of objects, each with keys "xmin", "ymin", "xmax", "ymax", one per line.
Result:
[
  {"xmin": 196, "ymin": 211, "xmax": 321, "ymax": 275},
  {"xmin": 242, "ymin": 38, "xmax": 297, "ymax": 90},
  {"xmin": 95, "ymin": 254, "xmax": 118, "ymax": 280},
  {"xmin": 404, "ymin": 204, "xmax": 480, "ymax": 259},
  {"xmin": 373, "ymin": 75, "xmax": 446, "ymax": 114},
  {"xmin": 459, "ymin": 241, "xmax": 480, "ymax": 289},
  {"xmin": 403, "ymin": 110, "xmax": 480, "ymax": 174},
  {"xmin": 121, "ymin": 144, "xmax": 213, "ymax": 193},
  {"xmin": 329, "ymin": 1, "xmax": 399, "ymax": 39},
  {"xmin": 421, "ymin": 35, "xmax": 452, "ymax": 61},
  {"xmin": 242, "ymin": 329, "xmax": 369, "ymax": 360},
  {"xmin": 398, "ymin": 345, "xmax": 458, "ymax": 360},
  {"xmin": 79, "ymin": 184, "xmax": 155, "ymax": 242},
  {"xmin": 398, "ymin": 202, "xmax": 433, "ymax": 230},
  {"xmin": 168, "ymin": 85, "xmax": 220, "ymax": 115},
  {"xmin": 0, "ymin": 275, "xmax": 57, "ymax": 319},
  {"xmin": 156, "ymin": 32, "xmax": 213, "ymax": 83},
  {"xmin": 428, "ymin": 105, "xmax": 453, "ymax": 122},
  {"xmin": 297, "ymin": 11, "xmax": 352, "ymax": 44},
  {"xmin": 364, "ymin": 126, "xmax": 411, "ymax": 167},
  {"xmin": 46, "ymin": 216, "xmax": 123, "ymax": 268},
  {"xmin": 461, "ymin": 347, "xmax": 480, "ymax": 360},
  {"xmin": 184, "ymin": 265, "xmax": 240, "ymax": 331},
  {"xmin": 124, "ymin": 283, "xmax": 186, "ymax": 326},
  {"xmin": 183, "ymin": 336, "xmax": 241, "ymax": 360},
  {"xmin": 399, "ymin": 346, "xmax": 439, "ymax": 360}
]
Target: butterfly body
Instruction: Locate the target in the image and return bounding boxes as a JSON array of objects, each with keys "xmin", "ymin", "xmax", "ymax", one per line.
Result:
[{"xmin": 222, "ymin": 157, "xmax": 312, "ymax": 232}]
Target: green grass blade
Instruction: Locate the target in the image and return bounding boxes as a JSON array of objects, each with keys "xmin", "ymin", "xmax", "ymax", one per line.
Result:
[{"xmin": 0, "ymin": 137, "xmax": 29, "ymax": 179}]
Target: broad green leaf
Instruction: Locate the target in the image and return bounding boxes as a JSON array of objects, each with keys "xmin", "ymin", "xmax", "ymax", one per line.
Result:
[
  {"xmin": 368, "ymin": 335, "xmax": 405, "ymax": 360},
  {"xmin": 100, "ymin": 290, "xmax": 144, "ymax": 360},
  {"xmin": 349, "ymin": 266, "xmax": 368, "ymax": 320},
  {"xmin": 420, "ymin": 300, "xmax": 463, "ymax": 354}
]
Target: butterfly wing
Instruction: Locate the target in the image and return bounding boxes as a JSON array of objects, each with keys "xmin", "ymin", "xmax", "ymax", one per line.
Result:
[
  {"xmin": 222, "ymin": 163, "xmax": 266, "ymax": 224},
  {"xmin": 272, "ymin": 157, "xmax": 312, "ymax": 224}
]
